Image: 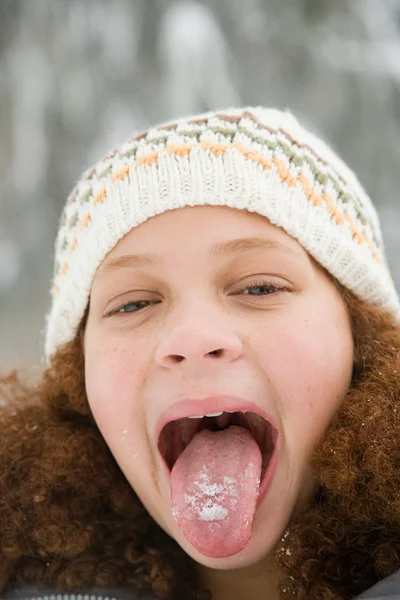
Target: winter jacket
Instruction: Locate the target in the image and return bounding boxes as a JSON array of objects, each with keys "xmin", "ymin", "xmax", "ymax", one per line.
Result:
[
  {"xmin": 2, "ymin": 584, "xmax": 154, "ymax": 599},
  {"xmin": 3, "ymin": 569, "xmax": 400, "ymax": 600},
  {"xmin": 355, "ymin": 568, "xmax": 400, "ymax": 598}
]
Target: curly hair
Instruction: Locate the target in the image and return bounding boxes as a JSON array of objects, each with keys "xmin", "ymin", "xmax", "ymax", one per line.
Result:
[{"xmin": 1, "ymin": 286, "xmax": 400, "ymax": 600}]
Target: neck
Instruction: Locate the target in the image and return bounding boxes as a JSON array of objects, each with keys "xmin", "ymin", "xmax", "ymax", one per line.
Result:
[{"xmin": 196, "ymin": 554, "xmax": 280, "ymax": 600}]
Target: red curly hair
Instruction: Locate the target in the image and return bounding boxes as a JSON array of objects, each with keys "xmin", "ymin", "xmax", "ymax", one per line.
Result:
[{"xmin": 1, "ymin": 285, "xmax": 400, "ymax": 600}]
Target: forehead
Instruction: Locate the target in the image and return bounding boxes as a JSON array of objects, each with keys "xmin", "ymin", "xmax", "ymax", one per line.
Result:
[{"xmin": 100, "ymin": 205, "xmax": 309, "ymax": 263}]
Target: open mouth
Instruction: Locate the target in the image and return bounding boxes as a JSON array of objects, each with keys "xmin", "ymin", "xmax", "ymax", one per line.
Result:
[{"xmin": 158, "ymin": 410, "xmax": 277, "ymax": 480}]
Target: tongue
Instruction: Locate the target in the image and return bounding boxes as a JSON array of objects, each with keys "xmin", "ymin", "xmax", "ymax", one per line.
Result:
[{"xmin": 170, "ymin": 425, "xmax": 262, "ymax": 558}]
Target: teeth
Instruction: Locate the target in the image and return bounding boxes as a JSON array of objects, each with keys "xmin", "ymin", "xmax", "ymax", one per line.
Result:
[{"xmin": 189, "ymin": 410, "xmax": 225, "ymax": 419}]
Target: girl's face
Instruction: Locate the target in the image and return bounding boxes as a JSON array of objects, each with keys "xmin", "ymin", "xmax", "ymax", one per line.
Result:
[{"xmin": 84, "ymin": 205, "xmax": 353, "ymax": 569}]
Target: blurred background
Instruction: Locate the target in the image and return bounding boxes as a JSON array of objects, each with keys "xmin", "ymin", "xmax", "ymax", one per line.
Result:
[{"xmin": 1, "ymin": 0, "xmax": 400, "ymax": 369}]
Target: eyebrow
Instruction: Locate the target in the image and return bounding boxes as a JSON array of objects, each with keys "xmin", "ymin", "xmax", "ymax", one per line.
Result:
[{"xmin": 95, "ymin": 236, "xmax": 301, "ymax": 279}]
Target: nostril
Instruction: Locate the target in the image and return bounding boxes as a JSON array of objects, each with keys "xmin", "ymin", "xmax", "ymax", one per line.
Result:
[
  {"xmin": 171, "ymin": 355, "xmax": 185, "ymax": 362},
  {"xmin": 208, "ymin": 349, "xmax": 223, "ymax": 356},
  {"xmin": 168, "ymin": 350, "xmax": 224, "ymax": 362}
]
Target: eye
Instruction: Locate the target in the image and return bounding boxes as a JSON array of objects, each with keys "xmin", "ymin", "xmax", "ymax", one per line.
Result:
[
  {"xmin": 106, "ymin": 299, "xmax": 157, "ymax": 316},
  {"xmin": 105, "ymin": 278, "xmax": 290, "ymax": 317},
  {"xmin": 237, "ymin": 278, "xmax": 289, "ymax": 297}
]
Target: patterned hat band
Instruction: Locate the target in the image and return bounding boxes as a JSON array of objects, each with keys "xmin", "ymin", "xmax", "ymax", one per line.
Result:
[{"xmin": 44, "ymin": 106, "xmax": 400, "ymax": 361}]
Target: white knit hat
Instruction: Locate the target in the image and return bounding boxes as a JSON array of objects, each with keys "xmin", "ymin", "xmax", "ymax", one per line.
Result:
[{"xmin": 44, "ymin": 106, "xmax": 400, "ymax": 362}]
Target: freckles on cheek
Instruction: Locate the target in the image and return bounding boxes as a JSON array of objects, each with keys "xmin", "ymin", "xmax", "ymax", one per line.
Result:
[
  {"xmin": 94, "ymin": 342, "xmax": 139, "ymax": 377},
  {"xmin": 267, "ymin": 320, "xmax": 346, "ymax": 408},
  {"xmin": 86, "ymin": 344, "xmax": 140, "ymax": 420}
]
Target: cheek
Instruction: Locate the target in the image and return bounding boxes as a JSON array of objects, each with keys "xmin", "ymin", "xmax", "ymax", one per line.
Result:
[
  {"xmin": 257, "ymin": 314, "xmax": 353, "ymax": 448},
  {"xmin": 84, "ymin": 339, "xmax": 162, "ymax": 519},
  {"xmin": 84, "ymin": 341, "xmax": 145, "ymax": 447}
]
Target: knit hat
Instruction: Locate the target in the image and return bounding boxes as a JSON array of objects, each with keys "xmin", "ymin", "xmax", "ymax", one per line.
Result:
[{"xmin": 44, "ymin": 106, "xmax": 400, "ymax": 362}]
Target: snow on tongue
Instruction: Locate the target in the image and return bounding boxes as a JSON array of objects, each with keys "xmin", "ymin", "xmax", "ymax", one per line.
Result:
[{"xmin": 170, "ymin": 425, "xmax": 261, "ymax": 558}]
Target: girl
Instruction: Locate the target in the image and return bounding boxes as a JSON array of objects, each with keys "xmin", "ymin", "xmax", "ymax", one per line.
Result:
[{"xmin": 1, "ymin": 107, "xmax": 400, "ymax": 600}]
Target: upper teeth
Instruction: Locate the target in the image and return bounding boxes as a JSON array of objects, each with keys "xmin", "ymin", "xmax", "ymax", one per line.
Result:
[{"xmin": 188, "ymin": 410, "xmax": 234, "ymax": 419}]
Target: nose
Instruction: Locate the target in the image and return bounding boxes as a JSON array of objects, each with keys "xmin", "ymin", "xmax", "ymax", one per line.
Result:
[{"xmin": 154, "ymin": 310, "xmax": 243, "ymax": 368}]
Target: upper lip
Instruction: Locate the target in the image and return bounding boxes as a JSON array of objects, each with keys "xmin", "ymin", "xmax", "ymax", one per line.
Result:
[{"xmin": 155, "ymin": 394, "xmax": 278, "ymax": 448}]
